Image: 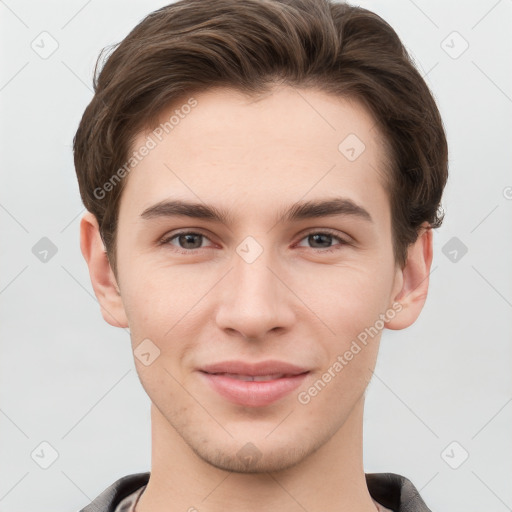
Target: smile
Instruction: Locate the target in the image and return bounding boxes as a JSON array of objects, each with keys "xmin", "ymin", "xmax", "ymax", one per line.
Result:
[{"xmin": 199, "ymin": 370, "xmax": 310, "ymax": 407}]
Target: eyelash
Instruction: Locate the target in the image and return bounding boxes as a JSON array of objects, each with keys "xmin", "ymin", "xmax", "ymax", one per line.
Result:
[{"xmin": 159, "ymin": 229, "xmax": 350, "ymax": 255}]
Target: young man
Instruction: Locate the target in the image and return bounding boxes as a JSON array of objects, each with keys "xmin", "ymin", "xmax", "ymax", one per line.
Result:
[{"xmin": 74, "ymin": 0, "xmax": 448, "ymax": 510}]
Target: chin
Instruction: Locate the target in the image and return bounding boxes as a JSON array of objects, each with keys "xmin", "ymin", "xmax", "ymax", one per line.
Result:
[
  {"xmin": 195, "ymin": 444, "xmax": 311, "ymax": 474},
  {"xmin": 186, "ymin": 431, "xmax": 323, "ymax": 475}
]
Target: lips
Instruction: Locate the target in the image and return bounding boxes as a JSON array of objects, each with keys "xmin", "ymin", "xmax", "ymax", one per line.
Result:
[
  {"xmin": 198, "ymin": 360, "xmax": 310, "ymax": 407},
  {"xmin": 200, "ymin": 360, "xmax": 309, "ymax": 377},
  {"xmin": 213, "ymin": 373, "xmax": 294, "ymax": 381}
]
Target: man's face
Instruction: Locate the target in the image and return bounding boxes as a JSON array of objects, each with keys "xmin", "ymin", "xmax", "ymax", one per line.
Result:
[{"xmin": 113, "ymin": 85, "xmax": 404, "ymax": 472}]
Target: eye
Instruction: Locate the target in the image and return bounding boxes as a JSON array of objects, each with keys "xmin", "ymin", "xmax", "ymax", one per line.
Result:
[
  {"xmin": 160, "ymin": 231, "xmax": 214, "ymax": 253},
  {"xmin": 159, "ymin": 229, "xmax": 350, "ymax": 255},
  {"xmin": 296, "ymin": 230, "xmax": 349, "ymax": 252}
]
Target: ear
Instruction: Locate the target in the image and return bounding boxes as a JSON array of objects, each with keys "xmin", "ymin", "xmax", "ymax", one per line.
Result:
[
  {"xmin": 386, "ymin": 223, "xmax": 433, "ymax": 330},
  {"xmin": 80, "ymin": 211, "xmax": 129, "ymax": 328}
]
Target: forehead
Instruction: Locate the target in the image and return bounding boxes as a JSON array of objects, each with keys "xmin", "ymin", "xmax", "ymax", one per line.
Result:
[{"xmin": 119, "ymin": 85, "xmax": 391, "ymax": 224}]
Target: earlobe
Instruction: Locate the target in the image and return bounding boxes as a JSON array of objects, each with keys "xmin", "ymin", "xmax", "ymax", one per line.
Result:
[
  {"xmin": 386, "ymin": 223, "xmax": 433, "ymax": 330},
  {"xmin": 80, "ymin": 212, "xmax": 129, "ymax": 328}
]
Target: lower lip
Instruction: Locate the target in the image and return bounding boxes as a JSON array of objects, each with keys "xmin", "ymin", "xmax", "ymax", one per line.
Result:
[{"xmin": 199, "ymin": 371, "xmax": 309, "ymax": 407}]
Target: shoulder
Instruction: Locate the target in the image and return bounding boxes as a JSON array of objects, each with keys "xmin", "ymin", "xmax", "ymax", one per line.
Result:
[
  {"xmin": 78, "ymin": 471, "xmax": 430, "ymax": 512},
  {"xmin": 78, "ymin": 472, "xmax": 150, "ymax": 512},
  {"xmin": 365, "ymin": 472, "xmax": 432, "ymax": 512}
]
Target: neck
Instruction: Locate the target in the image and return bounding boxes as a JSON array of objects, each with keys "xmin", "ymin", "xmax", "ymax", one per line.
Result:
[{"xmin": 136, "ymin": 397, "xmax": 377, "ymax": 512}]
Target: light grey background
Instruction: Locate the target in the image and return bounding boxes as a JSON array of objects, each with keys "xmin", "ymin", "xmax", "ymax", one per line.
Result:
[{"xmin": 1, "ymin": 1, "xmax": 511, "ymax": 511}]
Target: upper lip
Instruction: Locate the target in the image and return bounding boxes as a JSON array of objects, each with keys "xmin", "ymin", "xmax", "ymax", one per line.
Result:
[{"xmin": 199, "ymin": 360, "xmax": 310, "ymax": 377}]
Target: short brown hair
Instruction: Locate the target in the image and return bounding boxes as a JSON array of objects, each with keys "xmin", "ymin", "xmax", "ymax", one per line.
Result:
[{"xmin": 73, "ymin": 0, "xmax": 448, "ymax": 275}]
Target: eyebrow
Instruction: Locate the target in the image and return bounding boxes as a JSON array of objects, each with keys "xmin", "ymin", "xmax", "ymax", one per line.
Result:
[{"xmin": 140, "ymin": 197, "xmax": 373, "ymax": 225}]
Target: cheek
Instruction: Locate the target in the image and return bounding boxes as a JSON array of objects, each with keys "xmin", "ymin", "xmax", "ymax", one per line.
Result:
[
  {"xmin": 120, "ymin": 262, "xmax": 210, "ymax": 367},
  {"xmin": 302, "ymin": 270, "xmax": 388, "ymax": 402},
  {"xmin": 119, "ymin": 258, "xmax": 190, "ymax": 326},
  {"xmin": 293, "ymin": 259, "xmax": 394, "ymax": 336}
]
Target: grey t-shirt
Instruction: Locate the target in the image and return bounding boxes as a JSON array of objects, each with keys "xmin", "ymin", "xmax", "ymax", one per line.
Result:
[
  {"xmin": 112, "ymin": 482, "xmax": 394, "ymax": 512},
  {"xmin": 79, "ymin": 471, "xmax": 432, "ymax": 512}
]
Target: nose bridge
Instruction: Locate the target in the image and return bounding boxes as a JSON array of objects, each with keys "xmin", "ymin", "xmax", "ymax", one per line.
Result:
[
  {"xmin": 215, "ymin": 237, "xmax": 293, "ymax": 337},
  {"xmin": 232, "ymin": 237, "xmax": 281, "ymax": 307}
]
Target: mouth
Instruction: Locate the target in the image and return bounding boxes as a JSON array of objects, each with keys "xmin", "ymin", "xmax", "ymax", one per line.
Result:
[
  {"xmin": 206, "ymin": 372, "xmax": 303, "ymax": 382},
  {"xmin": 198, "ymin": 360, "xmax": 310, "ymax": 407}
]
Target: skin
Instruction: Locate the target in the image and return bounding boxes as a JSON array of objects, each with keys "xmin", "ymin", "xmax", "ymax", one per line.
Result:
[{"xmin": 81, "ymin": 85, "xmax": 432, "ymax": 512}]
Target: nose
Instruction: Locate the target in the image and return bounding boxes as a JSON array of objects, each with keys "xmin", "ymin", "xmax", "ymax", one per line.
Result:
[{"xmin": 214, "ymin": 243, "xmax": 296, "ymax": 341}]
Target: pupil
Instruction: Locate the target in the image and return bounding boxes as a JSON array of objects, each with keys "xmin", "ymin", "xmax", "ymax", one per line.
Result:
[
  {"xmin": 310, "ymin": 233, "xmax": 331, "ymax": 248},
  {"xmin": 180, "ymin": 234, "xmax": 201, "ymax": 249}
]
